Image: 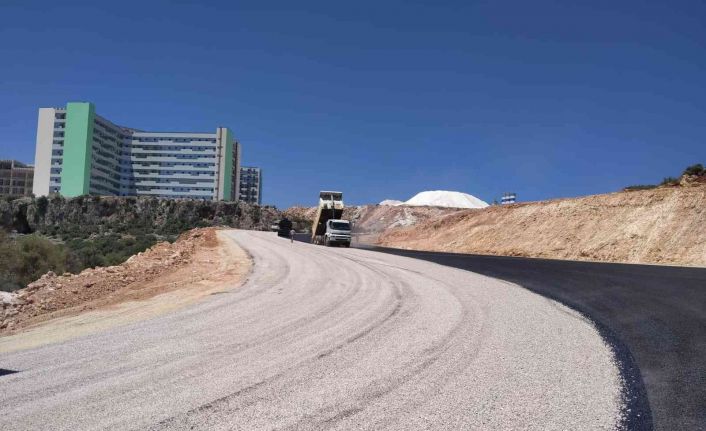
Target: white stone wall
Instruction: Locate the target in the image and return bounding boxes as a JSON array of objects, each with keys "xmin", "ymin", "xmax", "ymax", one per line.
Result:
[{"xmin": 32, "ymin": 108, "xmax": 56, "ymax": 196}]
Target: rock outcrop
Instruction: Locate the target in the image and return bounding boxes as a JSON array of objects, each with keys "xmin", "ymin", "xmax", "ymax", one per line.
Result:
[{"xmin": 0, "ymin": 195, "xmax": 281, "ymax": 236}]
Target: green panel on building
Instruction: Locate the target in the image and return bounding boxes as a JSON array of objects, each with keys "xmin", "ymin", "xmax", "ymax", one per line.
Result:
[
  {"xmin": 222, "ymin": 128, "xmax": 234, "ymax": 200},
  {"xmin": 61, "ymin": 102, "xmax": 95, "ymax": 197}
]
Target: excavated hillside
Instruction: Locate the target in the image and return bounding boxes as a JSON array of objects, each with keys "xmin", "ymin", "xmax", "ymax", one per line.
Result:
[
  {"xmin": 0, "ymin": 228, "xmax": 250, "ymax": 336},
  {"xmin": 379, "ymin": 181, "xmax": 706, "ymax": 267},
  {"xmin": 346, "ymin": 205, "xmax": 465, "ymax": 241},
  {"xmin": 282, "ymin": 204, "xmax": 464, "ymax": 241}
]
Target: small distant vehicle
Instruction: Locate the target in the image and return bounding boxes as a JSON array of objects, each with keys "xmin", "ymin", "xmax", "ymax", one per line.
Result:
[
  {"xmin": 270, "ymin": 222, "xmax": 280, "ymax": 232},
  {"xmin": 277, "ymin": 218, "xmax": 293, "ymax": 238},
  {"xmin": 311, "ymin": 191, "xmax": 351, "ymax": 247}
]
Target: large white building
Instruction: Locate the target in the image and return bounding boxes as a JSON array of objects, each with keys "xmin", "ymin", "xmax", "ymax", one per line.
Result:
[
  {"xmin": 239, "ymin": 166, "xmax": 262, "ymax": 205},
  {"xmin": 33, "ymin": 102, "xmax": 241, "ymax": 200}
]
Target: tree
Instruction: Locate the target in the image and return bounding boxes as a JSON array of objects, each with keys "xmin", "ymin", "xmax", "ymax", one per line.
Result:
[{"xmin": 683, "ymin": 164, "xmax": 705, "ymax": 177}]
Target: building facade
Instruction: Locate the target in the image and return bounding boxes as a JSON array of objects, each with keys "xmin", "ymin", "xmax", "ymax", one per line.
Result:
[
  {"xmin": 33, "ymin": 102, "xmax": 240, "ymax": 200},
  {"xmin": 239, "ymin": 166, "xmax": 262, "ymax": 205},
  {"xmin": 0, "ymin": 160, "xmax": 34, "ymax": 198}
]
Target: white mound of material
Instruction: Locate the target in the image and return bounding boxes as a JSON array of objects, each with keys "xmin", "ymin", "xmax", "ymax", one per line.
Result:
[
  {"xmin": 379, "ymin": 199, "xmax": 404, "ymax": 206},
  {"xmin": 404, "ymin": 190, "xmax": 489, "ymax": 209}
]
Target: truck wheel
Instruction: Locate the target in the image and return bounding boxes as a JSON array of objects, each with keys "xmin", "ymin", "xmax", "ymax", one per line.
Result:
[
  {"xmin": 324, "ymin": 237, "xmax": 330, "ymax": 247},
  {"xmin": 344, "ymin": 243, "xmax": 350, "ymax": 248}
]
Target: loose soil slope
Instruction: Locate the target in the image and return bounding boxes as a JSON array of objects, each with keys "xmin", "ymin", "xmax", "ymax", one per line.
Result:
[
  {"xmin": 379, "ymin": 184, "xmax": 706, "ymax": 266},
  {"xmin": 283, "ymin": 204, "xmax": 464, "ymax": 241},
  {"xmin": 347, "ymin": 205, "xmax": 464, "ymax": 236},
  {"xmin": 0, "ymin": 228, "xmax": 249, "ymax": 338}
]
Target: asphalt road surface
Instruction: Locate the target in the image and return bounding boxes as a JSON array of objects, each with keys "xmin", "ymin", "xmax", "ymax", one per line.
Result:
[
  {"xmin": 0, "ymin": 231, "xmax": 623, "ymax": 430},
  {"xmin": 359, "ymin": 244, "xmax": 706, "ymax": 431}
]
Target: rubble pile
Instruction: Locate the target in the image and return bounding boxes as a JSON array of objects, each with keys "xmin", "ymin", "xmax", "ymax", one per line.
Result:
[{"xmin": 1, "ymin": 228, "xmax": 218, "ymax": 334}]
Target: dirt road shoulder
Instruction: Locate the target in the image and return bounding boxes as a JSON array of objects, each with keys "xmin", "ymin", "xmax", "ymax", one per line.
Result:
[{"xmin": 0, "ymin": 230, "xmax": 251, "ymax": 353}]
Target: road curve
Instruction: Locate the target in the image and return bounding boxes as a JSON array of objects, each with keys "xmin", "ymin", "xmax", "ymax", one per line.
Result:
[
  {"xmin": 0, "ymin": 231, "xmax": 622, "ymax": 430},
  {"xmin": 359, "ymin": 244, "xmax": 706, "ymax": 431}
]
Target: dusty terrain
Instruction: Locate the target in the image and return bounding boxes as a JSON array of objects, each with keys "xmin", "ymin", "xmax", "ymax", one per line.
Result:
[
  {"xmin": 283, "ymin": 204, "xmax": 463, "ymax": 242},
  {"xmin": 0, "ymin": 228, "xmax": 251, "ymax": 352},
  {"xmin": 379, "ymin": 182, "xmax": 706, "ymax": 266},
  {"xmin": 346, "ymin": 204, "xmax": 464, "ymax": 233},
  {"xmin": 281, "ymin": 205, "xmax": 319, "ymax": 222}
]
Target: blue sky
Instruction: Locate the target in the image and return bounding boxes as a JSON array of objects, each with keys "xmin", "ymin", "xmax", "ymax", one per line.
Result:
[{"xmin": 1, "ymin": 0, "xmax": 704, "ymax": 208}]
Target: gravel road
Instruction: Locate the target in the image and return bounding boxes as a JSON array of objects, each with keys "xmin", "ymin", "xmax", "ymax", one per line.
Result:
[
  {"xmin": 362, "ymin": 245, "xmax": 706, "ymax": 431},
  {"xmin": 0, "ymin": 231, "xmax": 623, "ymax": 430}
]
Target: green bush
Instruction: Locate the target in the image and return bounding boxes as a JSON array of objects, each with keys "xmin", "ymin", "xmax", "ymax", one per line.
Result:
[
  {"xmin": 36, "ymin": 195, "xmax": 49, "ymax": 217},
  {"xmin": 683, "ymin": 163, "xmax": 705, "ymax": 177},
  {"xmin": 0, "ymin": 196, "xmax": 279, "ymax": 291},
  {"xmin": 626, "ymin": 163, "xmax": 705, "ymax": 191},
  {"xmin": 65, "ymin": 233, "xmax": 161, "ymax": 269},
  {"xmin": 0, "ymin": 229, "xmax": 161, "ymax": 292},
  {"xmin": 0, "ymin": 231, "xmax": 78, "ymax": 291},
  {"xmin": 660, "ymin": 177, "xmax": 679, "ymax": 186},
  {"xmin": 624, "ymin": 184, "xmax": 657, "ymax": 191}
]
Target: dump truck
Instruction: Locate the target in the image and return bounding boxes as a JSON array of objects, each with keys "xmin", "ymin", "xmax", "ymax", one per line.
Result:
[
  {"xmin": 311, "ymin": 191, "xmax": 351, "ymax": 247},
  {"xmin": 277, "ymin": 218, "xmax": 293, "ymax": 238}
]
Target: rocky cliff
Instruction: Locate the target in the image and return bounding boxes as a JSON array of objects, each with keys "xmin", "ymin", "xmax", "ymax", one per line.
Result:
[{"xmin": 0, "ymin": 195, "xmax": 281, "ymax": 236}]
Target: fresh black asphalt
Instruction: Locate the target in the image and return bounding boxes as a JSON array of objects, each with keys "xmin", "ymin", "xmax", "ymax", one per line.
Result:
[
  {"xmin": 356, "ymin": 245, "xmax": 706, "ymax": 431},
  {"xmin": 293, "ymin": 233, "xmax": 705, "ymax": 429}
]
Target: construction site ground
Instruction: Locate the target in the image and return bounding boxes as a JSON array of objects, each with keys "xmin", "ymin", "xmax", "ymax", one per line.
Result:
[
  {"xmin": 0, "ymin": 228, "xmax": 251, "ymax": 353},
  {"xmin": 377, "ymin": 182, "xmax": 706, "ymax": 267}
]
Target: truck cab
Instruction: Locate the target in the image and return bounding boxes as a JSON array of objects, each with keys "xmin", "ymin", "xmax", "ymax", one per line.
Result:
[{"xmin": 324, "ymin": 219, "xmax": 351, "ymax": 247}]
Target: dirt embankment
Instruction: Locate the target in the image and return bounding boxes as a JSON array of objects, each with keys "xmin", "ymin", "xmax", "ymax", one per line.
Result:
[
  {"xmin": 346, "ymin": 205, "xmax": 465, "ymax": 243},
  {"xmin": 282, "ymin": 206, "xmax": 319, "ymax": 222},
  {"xmin": 378, "ymin": 183, "xmax": 706, "ymax": 267},
  {"xmin": 283, "ymin": 204, "xmax": 463, "ymax": 241},
  {"xmin": 0, "ymin": 228, "xmax": 249, "ymax": 338}
]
